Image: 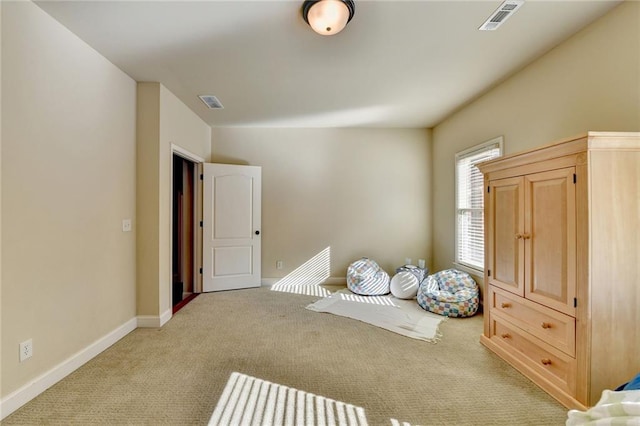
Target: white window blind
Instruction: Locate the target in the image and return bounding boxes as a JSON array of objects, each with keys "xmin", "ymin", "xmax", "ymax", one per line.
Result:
[{"xmin": 455, "ymin": 138, "xmax": 502, "ymax": 271}]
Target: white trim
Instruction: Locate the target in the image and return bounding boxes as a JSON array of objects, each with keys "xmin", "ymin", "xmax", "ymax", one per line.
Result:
[
  {"xmin": 137, "ymin": 308, "xmax": 172, "ymax": 328},
  {"xmin": 171, "ymin": 143, "xmax": 205, "ymax": 163},
  {"xmin": 452, "ymin": 262, "xmax": 485, "ymax": 285},
  {"xmin": 454, "ymin": 136, "xmax": 503, "ymax": 159},
  {"xmin": 159, "ymin": 308, "xmax": 172, "ymax": 326},
  {"xmin": 136, "ymin": 315, "xmax": 160, "ymax": 328},
  {"xmin": 194, "ymin": 162, "xmax": 204, "ymax": 294},
  {"xmin": 454, "ymin": 136, "xmax": 503, "ymax": 271},
  {"xmin": 260, "ymin": 278, "xmax": 276, "ymax": 287},
  {"xmin": 170, "ymin": 143, "xmax": 204, "ymax": 305},
  {"xmin": 0, "ymin": 318, "xmax": 137, "ymax": 421},
  {"xmin": 261, "ymin": 277, "xmax": 346, "ymax": 287}
]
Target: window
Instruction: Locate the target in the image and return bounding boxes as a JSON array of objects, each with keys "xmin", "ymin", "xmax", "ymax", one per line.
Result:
[{"xmin": 455, "ymin": 137, "xmax": 503, "ymax": 271}]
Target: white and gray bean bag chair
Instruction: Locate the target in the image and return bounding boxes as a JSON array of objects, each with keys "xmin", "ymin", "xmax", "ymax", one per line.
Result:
[
  {"xmin": 346, "ymin": 258, "xmax": 390, "ymax": 296},
  {"xmin": 390, "ymin": 265, "xmax": 429, "ymax": 299}
]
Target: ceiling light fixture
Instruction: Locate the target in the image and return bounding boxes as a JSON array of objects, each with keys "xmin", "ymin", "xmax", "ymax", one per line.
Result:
[{"xmin": 302, "ymin": 0, "xmax": 355, "ymax": 36}]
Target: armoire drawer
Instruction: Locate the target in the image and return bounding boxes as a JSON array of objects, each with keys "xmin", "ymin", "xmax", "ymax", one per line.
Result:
[
  {"xmin": 490, "ymin": 286, "xmax": 576, "ymax": 356},
  {"xmin": 490, "ymin": 315, "xmax": 576, "ymax": 395}
]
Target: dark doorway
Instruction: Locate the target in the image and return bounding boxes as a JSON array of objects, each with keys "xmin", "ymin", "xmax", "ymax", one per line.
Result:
[{"xmin": 172, "ymin": 154, "xmax": 197, "ymax": 312}]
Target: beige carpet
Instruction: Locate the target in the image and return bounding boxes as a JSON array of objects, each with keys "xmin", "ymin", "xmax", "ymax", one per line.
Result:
[{"xmin": 2, "ymin": 286, "xmax": 568, "ymax": 425}]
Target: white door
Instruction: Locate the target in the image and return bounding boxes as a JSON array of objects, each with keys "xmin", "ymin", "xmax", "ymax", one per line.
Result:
[{"xmin": 202, "ymin": 163, "xmax": 261, "ymax": 292}]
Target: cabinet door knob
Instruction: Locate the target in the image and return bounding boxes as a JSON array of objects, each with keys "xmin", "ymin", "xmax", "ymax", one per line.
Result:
[
  {"xmin": 541, "ymin": 322, "xmax": 552, "ymax": 329},
  {"xmin": 515, "ymin": 234, "xmax": 523, "ymax": 239},
  {"xmin": 501, "ymin": 333, "xmax": 511, "ymax": 339},
  {"xmin": 541, "ymin": 358, "xmax": 552, "ymax": 366},
  {"xmin": 501, "ymin": 302, "xmax": 511, "ymax": 308},
  {"xmin": 522, "ymin": 233, "xmax": 531, "ymax": 239}
]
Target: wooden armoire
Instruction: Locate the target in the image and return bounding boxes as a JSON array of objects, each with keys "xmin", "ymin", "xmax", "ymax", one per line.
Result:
[{"xmin": 477, "ymin": 132, "xmax": 639, "ymax": 409}]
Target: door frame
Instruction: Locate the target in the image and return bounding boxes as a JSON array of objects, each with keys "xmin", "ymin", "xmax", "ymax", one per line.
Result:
[{"xmin": 170, "ymin": 144, "xmax": 205, "ymax": 297}]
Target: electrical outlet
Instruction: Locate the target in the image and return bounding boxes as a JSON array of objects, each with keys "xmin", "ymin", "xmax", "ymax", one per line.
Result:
[
  {"xmin": 122, "ymin": 219, "xmax": 132, "ymax": 232},
  {"xmin": 276, "ymin": 260, "xmax": 283, "ymax": 270},
  {"xmin": 19, "ymin": 339, "xmax": 33, "ymax": 362}
]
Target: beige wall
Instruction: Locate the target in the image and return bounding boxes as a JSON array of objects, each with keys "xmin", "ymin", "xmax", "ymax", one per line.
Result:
[
  {"xmin": 136, "ymin": 82, "xmax": 211, "ymax": 318},
  {"xmin": 1, "ymin": 0, "xmax": 636, "ymax": 414},
  {"xmin": 1, "ymin": 0, "xmax": 136, "ymax": 399},
  {"xmin": 136, "ymin": 83, "xmax": 161, "ymax": 316},
  {"xmin": 431, "ymin": 1, "xmax": 640, "ymax": 273},
  {"xmin": 212, "ymin": 128, "xmax": 432, "ymax": 278},
  {"xmin": 0, "ymin": 0, "xmax": 3, "ymax": 405}
]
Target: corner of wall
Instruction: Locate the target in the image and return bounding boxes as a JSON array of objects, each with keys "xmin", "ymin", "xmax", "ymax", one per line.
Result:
[
  {"xmin": 137, "ymin": 82, "xmax": 212, "ymax": 318},
  {"xmin": 136, "ymin": 82, "xmax": 161, "ymax": 317},
  {"xmin": 136, "ymin": 309, "xmax": 172, "ymax": 329},
  {"xmin": 425, "ymin": 127, "xmax": 434, "ymax": 272},
  {"xmin": 0, "ymin": 0, "xmax": 4, "ymax": 412}
]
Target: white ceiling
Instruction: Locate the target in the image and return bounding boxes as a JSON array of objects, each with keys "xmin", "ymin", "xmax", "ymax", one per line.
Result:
[{"xmin": 35, "ymin": 0, "xmax": 621, "ymax": 128}]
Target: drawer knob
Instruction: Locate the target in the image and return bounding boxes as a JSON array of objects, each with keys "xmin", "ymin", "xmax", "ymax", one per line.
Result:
[
  {"xmin": 541, "ymin": 358, "xmax": 552, "ymax": 366},
  {"xmin": 501, "ymin": 302, "xmax": 511, "ymax": 308},
  {"xmin": 501, "ymin": 333, "xmax": 511, "ymax": 339},
  {"xmin": 541, "ymin": 322, "xmax": 552, "ymax": 329}
]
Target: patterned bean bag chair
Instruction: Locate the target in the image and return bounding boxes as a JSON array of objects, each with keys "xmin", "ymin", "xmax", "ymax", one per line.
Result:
[
  {"xmin": 346, "ymin": 258, "xmax": 390, "ymax": 296},
  {"xmin": 416, "ymin": 269, "xmax": 479, "ymax": 317}
]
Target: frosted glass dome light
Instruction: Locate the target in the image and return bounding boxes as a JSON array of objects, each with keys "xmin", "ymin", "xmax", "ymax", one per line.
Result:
[{"xmin": 302, "ymin": 0, "xmax": 355, "ymax": 36}]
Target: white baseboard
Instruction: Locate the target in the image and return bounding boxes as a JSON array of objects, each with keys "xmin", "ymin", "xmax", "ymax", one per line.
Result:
[
  {"xmin": 261, "ymin": 277, "xmax": 346, "ymax": 287},
  {"xmin": 260, "ymin": 278, "xmax": 276, "ymax": 286},
  {"xmin": 323, "ymin": 277, "xmax": 347, "ymax": 285},
  {"xmin": 136, "ymin": 315, "xmax": 159, "ymax": 328},
  {"xmin": 159, "ymin": 308, "xmax": 172, "ymax": 326},
  {"xmin": 137, "ymin": 308, "xmax": 172, "ymax": 328},
  {"xmin": 0, "ymin": 317, "xmax": 137, "ymax": 421}
]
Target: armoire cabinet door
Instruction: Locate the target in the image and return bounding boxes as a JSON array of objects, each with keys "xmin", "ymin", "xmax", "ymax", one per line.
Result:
[
  {"xmin": 487, "ymin": 176, "xmax": 525, "ymax": 296},
  {"xmin": 524, "ymin": 167, "xmax": 576, "ymax": 316}
]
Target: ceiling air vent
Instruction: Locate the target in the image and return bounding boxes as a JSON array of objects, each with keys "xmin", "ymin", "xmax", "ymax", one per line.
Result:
[
  {"xmin": 198, "ymin": 95, "xmax": 224, "ymax": 109},
  {"xmin": 479, "ymin": 0, "xmax": 524, "ymax": 31}
]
